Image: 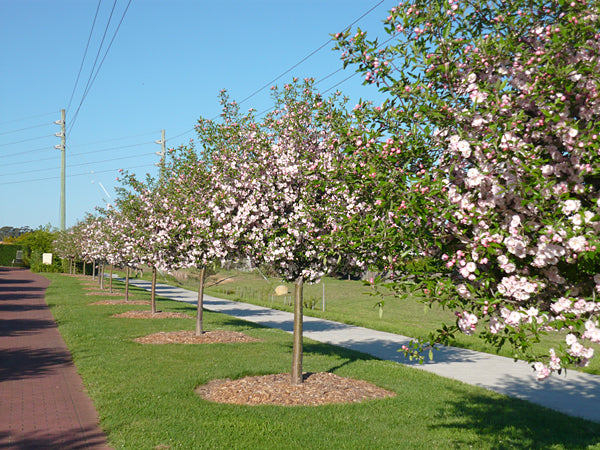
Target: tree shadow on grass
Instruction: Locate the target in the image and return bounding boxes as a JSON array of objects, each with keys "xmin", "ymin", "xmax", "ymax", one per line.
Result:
[
  {"xmin": 428, "ymin": 384, "xmax": 600, "ymax": 449},
  {"xmin": 0, "ymin": 425, "xmax": 109, "ymax": 450},
  {"xmin": 213, "ymin": 316, "xmax": 278, "ymax": 331},
  {"xmin": 298, "ymin": 341, "xmax": 600, "ymax": 448}
]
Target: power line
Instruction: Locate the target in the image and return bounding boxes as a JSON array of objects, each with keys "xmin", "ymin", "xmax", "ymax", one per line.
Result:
[
  {"xmin": 67, "ymin": 0, "xmax": 103, "ymax": 113},
  {"xmin": 237, "ymin": 0, "xmax": 387, "ymax": 108},
  {"xmin": 166, "ymin": 128, "xmax": 195, "ymax": 144},
  {"xmin": 69, "ymin": 0, "xmax": 133, "ymax": 134},
  {"xmin": 69, "ymin": 0, "xmax": 119, "ymax": 129},
  {"xmin": 1, "ymin": 152, "xmax": 156, "ymax": 178},
  {"xmin": 0, "ymin": 122, "xmax": 53, "ymax": 136},
  {"xmin": 0, "ymin": 134, "xmax": 55, "ymax": 147},
  {"xmin": 167, "ymin": 0, "xmax": 388, "ymax": 143},
  {"xmin": 1, "ymin": 140, "xmax": 155, "ymax": 167},
  {"xmin": 0, "ymin": 145, "xmax": 52, "ymax": 159},
  {"xmin": 70, "ymin": 140, "xmax": 154, "ymax": 157},
  {"xmin": 0, "ymin": 163, "xmax": 156, "ymax": 186},
  {"xmin": 0, "ymin": 111, "xmax": 58, "ymax": 125},
  {"xmin": 69, "ymin": 130, "xmax": 159, "ymax": 149}
]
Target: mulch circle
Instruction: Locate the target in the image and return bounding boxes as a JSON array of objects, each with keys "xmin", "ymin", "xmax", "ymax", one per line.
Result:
[
  {"xmin": 134, "ymin": 330, "xmax": 260, "ymax": 344},
  {"xmin": 196, "ymin": 372, "xmax": 396, "ymax": 406},
  {"xmin": 90, "ymin": 299, "xmax": 150, "ymax": 305},
  {"xmin": 85, "ymin": 291, "xmax": 126, "ymax": 296},
  {"xmin": 111, "ymin": 310, "xmax": 193, "ymax": 319}
]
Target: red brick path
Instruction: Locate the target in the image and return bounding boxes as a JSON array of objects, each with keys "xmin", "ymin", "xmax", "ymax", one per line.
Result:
[{"xmin": 0, "ymin": 267, "xmax": 111, "ymax": 449}]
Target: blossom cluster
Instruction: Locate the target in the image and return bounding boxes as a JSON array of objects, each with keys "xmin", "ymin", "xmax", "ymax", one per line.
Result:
[{"xmin": 334, "ymin": 0, "xmax": 600, "ymax": 377}]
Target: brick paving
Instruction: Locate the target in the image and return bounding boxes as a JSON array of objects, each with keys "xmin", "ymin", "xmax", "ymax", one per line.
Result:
[{"xmin": 0, "ymin": 267, "xmax": 111, "ymax": 449}]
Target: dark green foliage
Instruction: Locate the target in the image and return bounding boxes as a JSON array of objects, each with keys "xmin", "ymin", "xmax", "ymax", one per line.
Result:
[{"xmin": 0, "ymin": 244, "xmax": 25, "ymax": 266}]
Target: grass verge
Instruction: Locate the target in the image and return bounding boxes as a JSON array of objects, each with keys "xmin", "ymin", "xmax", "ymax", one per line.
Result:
[
  {"xmin": 45, "ymin": 273, "xmax": 600, "ymax": 449},
  {"xmin": 124, "ymin": 268, "xmax": 600, "ymax": 376}
]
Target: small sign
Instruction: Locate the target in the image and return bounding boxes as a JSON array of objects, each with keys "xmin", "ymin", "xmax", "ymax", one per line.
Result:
[
  {"xmin": 275, "ymin": 285, "xmax": 288, "ymax": 296},
  {"xmin": 42, "ymin": 253, "xmax": 53, "ymax": 265}
]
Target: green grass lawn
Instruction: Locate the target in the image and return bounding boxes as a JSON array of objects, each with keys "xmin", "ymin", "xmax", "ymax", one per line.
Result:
[
  {"xmin": 44, "ymin": 273, "xmax": 600, "ymax": 449},
  {"xmin": 124, "ymin": 267, "xmax": 600, "ymax": 376}
]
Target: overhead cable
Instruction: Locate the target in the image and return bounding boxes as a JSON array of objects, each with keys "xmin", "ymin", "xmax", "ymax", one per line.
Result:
[
  {"xmin": 0, "ymin": 163, "xmax": 155, "ymax": 186},
  {"xmin": 69, "ymin": 0, "xmax": 133, "ymax": 134},
  {"xmin": 0, "ymin": 122, "xmax": 53, "ymax": 136},
  {"xmin": 67, "ymin": 0, "xmax": 103, "ymax": 113}
]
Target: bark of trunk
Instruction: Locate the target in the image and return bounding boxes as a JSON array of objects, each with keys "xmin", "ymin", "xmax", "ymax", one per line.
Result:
[
  {"xmin": 125, "ymin": 266, "xmax": 130, "ymax": 301},
  {"xmin": 92, "ymin": 261, "xmax": 96, "ymax": 280},
  {"xmin": 83, "ymin": 261, "xmax": 86, "ymax": 277},
  {"xmin": 109, "ymin": 266, "xmax": 113, "ymax": 294},
  {"xmin": 151, "ymin": 266, "xmax": 157, "ymax": 314},
  {"xmin": 99, "ymin": 262, "xmax": 104, "ymax": 289},
  {"xmin": 291, "ymin": 275, "xmax": 304, "ymax": 385},
  {"xmin": 195, "ymin": 266, "xmax": 206, "ymax": 336}
]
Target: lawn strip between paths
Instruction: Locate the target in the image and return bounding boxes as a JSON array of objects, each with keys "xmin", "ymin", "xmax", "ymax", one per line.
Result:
[
  {"xmin": 124, "ymin": 276, "xmax": 600, "ymax": 424},
  {"xmin": 44, "ymin": 274, "xmax": 600, "ymax": 449}
]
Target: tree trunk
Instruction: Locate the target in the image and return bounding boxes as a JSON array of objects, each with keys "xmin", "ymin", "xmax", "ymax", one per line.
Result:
[
  {"xmin": 109, "ymin": 265, "xmax": 113, "ymax": 294},
  {"xmin": 125, "ymin": 266, "xmax": 130, "ymax": 301},
  {"xmin": 291, "ymin": 275, "xmax": 304, "ymax": 385},
  {"xmin": 151, "ymin": 266, "xmax": 157, "ymax": 314},
  {"xmin": 99, "ymin": 262, "xmax": 104, "ymax": 289},
  {"xmin": 92, "ymin": 261, "xmax": 96, "ymax": 280},
  {"xmin": 195, "ymin": 266, "xmax": 206, "ymax": 336},
  {"xmin": 83, "ymin": 261, "xmax": 86, "ymax": 277}
]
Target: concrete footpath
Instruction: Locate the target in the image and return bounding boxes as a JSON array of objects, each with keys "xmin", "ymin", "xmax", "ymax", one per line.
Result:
[{"xmin": 126, "ymin": 278, "xmax": 600, "ymax": 424}]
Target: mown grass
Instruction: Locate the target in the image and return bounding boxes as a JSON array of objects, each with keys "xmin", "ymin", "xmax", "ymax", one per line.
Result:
[
  {"xmin": 45, "ymin": 273, "xmax": 600, "ymax": 449},
  {"xmin": 125, "ymin": 268, "xmax": 600, "ymax": 376}
]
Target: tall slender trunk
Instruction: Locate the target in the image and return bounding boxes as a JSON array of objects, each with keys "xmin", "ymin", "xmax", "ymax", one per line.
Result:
[
  {"xmin": 92, "ymin": 261, "xmax": 96, "ymax": 280},
  {"xmin": 83, "ymin": 261, "xmax": 86, "ymax": 277},
  {"xmin": 100, "ymin": 262, "xmax": 104, "ymax": 289},
  {"xmin": 109, "ymin": 265, "xmax": 113, "ymax": 294},
  {"xmin": 151, "ymin": 266, "xmax": 157, "ymax": 314},
  {"xmin": 291, "ymin": 275, "xmax": 304, "ymax": 385},
  {"xmin": 195, "ymin": 266, "xmax": 206, "ymax": 336},
  {"xmin": 125, "ymin": 266, "xmax": 130, "ymax": 301}
]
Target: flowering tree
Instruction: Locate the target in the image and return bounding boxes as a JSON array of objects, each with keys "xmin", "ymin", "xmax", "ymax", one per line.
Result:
[
  {"xmin": 77, "ymin": 214, "xmax": 116, "ymax": 289},
  {"xmin": 201, "ymin": 80, "xmax": 361, "ymax": 383},
  {"xmin": 53, "ymin": 227, "xmax": 80, "ymax": 274},
  {"xmin": 113, "ymin": 172, "xmax": 185, "ymax": 313},
  {"xmin": 158, "ymin": 143, "xmax": 227, "ymax": 334},
  {"xmin": 334, "ymin": 0, "xmax": 600, "ymax": 378}
]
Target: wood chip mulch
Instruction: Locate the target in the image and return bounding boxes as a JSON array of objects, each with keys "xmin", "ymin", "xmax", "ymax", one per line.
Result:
[
  {"xmin": 85, "ymin": 291, "xmax": 125, "ymax": 296},
  {"xmin": 196, "ymin": 372, "xmax": 396, "ymax": 406},
  {"xmin": 134, "ymin": 330, "xmax": 259, "ymax": 344},
  {"xmin": 90, "ymin": 300, "xmax": 150, "ymax": 305},
  {"xmin": 111, "ymin": 311, "xmax": 193, "ymax": 319}
]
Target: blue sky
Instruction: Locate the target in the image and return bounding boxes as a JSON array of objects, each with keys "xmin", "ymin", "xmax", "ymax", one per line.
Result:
[{"xmin": 1, "ymin": 0, "xmax": 395, "ymax": 229}]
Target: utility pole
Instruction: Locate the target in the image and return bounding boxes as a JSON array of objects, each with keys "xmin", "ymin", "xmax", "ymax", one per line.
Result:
[
  {"xmin": 155, "ymin": 129, "xmax": 166, "ymax": 179},
  {"xmin": 155, "ymin": 129, "xmax": 165, "ymax": 163},
  {"xmin": 54, "ymin": 109, "xmax": 66, "ymax": 231}
]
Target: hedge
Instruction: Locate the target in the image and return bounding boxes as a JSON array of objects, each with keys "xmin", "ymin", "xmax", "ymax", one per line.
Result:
[{"xmin": 0, "ymin": 244, "xmax": 26, "ymax": 266}]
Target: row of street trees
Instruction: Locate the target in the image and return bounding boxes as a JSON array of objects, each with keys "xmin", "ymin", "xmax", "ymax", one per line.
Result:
[{"xmin": 55, "ymin": 0, "xmax": 599, "ymax": 382}]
